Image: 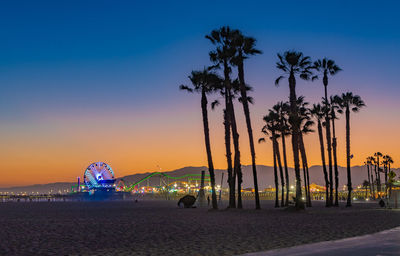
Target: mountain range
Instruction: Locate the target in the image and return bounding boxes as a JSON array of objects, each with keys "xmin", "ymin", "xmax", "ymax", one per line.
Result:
[{"xmin": 1, "ymin": 165, "xmax": 398, "ymax": 194}]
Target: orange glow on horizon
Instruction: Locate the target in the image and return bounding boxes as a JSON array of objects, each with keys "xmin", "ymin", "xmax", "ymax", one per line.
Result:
[{"xmin": 1, "ymin": 94, "xmax": 399, "ymax": 187}]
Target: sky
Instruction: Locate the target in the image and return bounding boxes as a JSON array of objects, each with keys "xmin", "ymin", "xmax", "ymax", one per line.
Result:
[{"xmin": 0, "ymin": 0, "xmax": 399, "ymax": 186}]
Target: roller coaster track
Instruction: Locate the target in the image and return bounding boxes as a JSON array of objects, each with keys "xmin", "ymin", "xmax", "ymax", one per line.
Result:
[
  {"xmin": 70, "ymin": 172, "xmax": 210, "ymax": 193},
  {"xmin": 124, "ymin": 172, "xmax": 210, "ymax": 192}
]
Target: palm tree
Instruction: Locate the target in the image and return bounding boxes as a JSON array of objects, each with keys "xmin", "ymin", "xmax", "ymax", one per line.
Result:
[
  {"xmin": 336, "ymin": 92, "xmax": 365, "ymax": 207},
  {"xmin": 374, "ymin": 152, "xmax": 383, "ymax": 194},
  {"xmin": 275, "ymin": 51, "xmax": 313, "ymax": 209},
  {"xmin": 331, "ymin": 95, "xmax": 341, "ymax": 205},
  {"xmin": 260, "ymin": 111, "xmax": 283, "ymax": 207},
  {"xmin": 223, "ymin": 108, "xmax": 234, "ymax": 206},
  {"xmin": 206, "ymin": 27, "xmax": 242, "ymax": 208},
  {"xmin": 297, "ymin": 97, "xmax": 314, "ymax": 207},
  {"xmin": 313, "ymin": 58, "xmax": 341, "ymax": 206},
  {"xmin": 231, "ymin": 30, "xmax": 262, "ymax": 209},
  {"xmin": 383, "ymin": 155, "xmax": 394, "ymax": 198},
  {"xmin": 310, "ymin": 103, "xmax": 330, "ymax": 206},
  {"xmin": 365, "ymin": 156, "xmax": 374, "ymax": 198},
  {"xmin": 368, "ymin": 156, "xmax": 376, "ymax": 199},
  {"xmin": 372, "ymin": 156, "xmax": 379, "ymax": 198},
  {"xmin": 272, "ymin": 102, "xmax": 291, "ymax": 206},
  {"xmin": 269, "ymin": 110, "xmax": 286, "ymax": 207},
  {"xmin": 180, "ymin": 69, "xmax": 221, "ymax": 209}
]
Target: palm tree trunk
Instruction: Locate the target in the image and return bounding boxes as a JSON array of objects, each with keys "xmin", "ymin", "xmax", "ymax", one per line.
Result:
[
  {"xmin": 299, "ymin": 133, "xmax": 312, "ymax": 207},
  {"xmin": 367, "ymin": 165, "xmax": 372, "ymax": 198},
  {"xmin": 306, "ymin": 163, "xmax": 311, "ymax": 206},
  {"xmin": 274, "ymin": 137, "xmax": 285, "ymax": 207},
  {"xmin": 223, "ymin": 109, "xmax": 235, "ymax": 208},
  {"xmin": 384, "ymin": 165, "xmax": 388, "ymax": 198},
  {"xmin": 345, "ymin": 106, "xmax": 352, "ymax": 207},
  {"xmin": 324, "ymin": 83, "xmax": 333, "ymax": 206},
  {"xmin": 317, "ymin": 120, "xmax": 330, "ymax": 207},
  {"xmin": 331, "ymin": 116, "xmax": 339, "ymax": 206},
  {"xmin": 388, "ymin": 163, "xmax": 391, "ymax": 198},
  {"xmin": 227, "ymin": 94, "xmax": 242, "ymax": 208},
  {"xmin": 288, "ymin": 72, "xmax": 304, "ymax": 209},
  {"xmin": 201, "ymin": 90, "xmax": 217, "ymax": 209},
  {"xmin": 371, "ymin": 169, "xmax": 375, "ymax": 199},
  {"xmin": 237, "ymin": 58, "xmax": 260, "ymax": 209},
  {"xmin": 374, "ymin": 166, "xmax": 378, "ymax": 198},
  {"xmin": 302, "ymin": 160, "xmax": 308, "ymax": 206},
  {"xmin": 272, "ymin": 135, "xmax": 279, "ymax": 208},
  {"xmin": 223, "ymin": 61, "xmax": 236, "ymax": 209},
  {"xmin": 376, "ymin": 157, "xmax": 381, "ymax": 193},
  {"xmin": 281, "ymin": 134, "xmax": 290, "ymax": 206}
]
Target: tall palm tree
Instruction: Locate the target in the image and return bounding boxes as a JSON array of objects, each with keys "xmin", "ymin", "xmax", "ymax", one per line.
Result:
[
  {"xmin": 297, "ymin": 97, "xmax": 314, "ymax": 207},
  {"xmin": 366, "ymin": 156, "xmax": 374, "ymax": 198},
  {"xmin": 223, "ymin": 108, "xmax": 234, "ymax": 206},
  {"xmin": 336, "ymin": 92, "xmax": 365, "ymax": 207},
  {"xmin": 363, "ymin": 161, "xmax": 370, "ymax": 198},
  {"xmin": 331, "ymin": 95, "xmax": 341, "ymax": 205},
  {"xmin": 368, "ymin": 156, "xmax": 376, "ymax": 199},
  {"xmin": 260, "ymin": 111, "xmax": 283, "ymax": 207},
  {"xmin": 383, "ymin": 155, "xmax": 394, "ymax": 198},
  {"xmin": 206, "ymin": 27, "xmax": 241, "ymax": 208},
  {"xmin": 311, "ymin": 103, "xmax": 330, "ymax": 206},
  {"xmin": 372, "ymin": 156, "xmax": 379, "ymax": 198},
  {"xmin": 313, "ymin": 58, "xmax": 341, "ymax": 206},
  {"xmin": 272, "ymin": 102, "xmax": 290, "ymax": 206},
  {"xmin": 374, "ymin": 152, "xmax": 383, "ymax": 194},
  {"xmin": 180, "ymin": 69, "xmax": 221, "ymax": 209},
  {"xmin": 275, "ymin": 51, "xmax": 313, "ymax": 209},
  {"xmin": 270, "ymin": 111, "xmax": 286, "ymax": 207},
  {"xmin": 231, "ymin": 30, "xmax": 262, "ymax": 209}
]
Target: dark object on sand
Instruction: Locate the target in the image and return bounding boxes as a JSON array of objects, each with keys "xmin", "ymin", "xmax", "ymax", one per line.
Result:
[
  {"xmin": 178, "ymin": 195, "xmax": 196, "ymax": 208},
  {"xmin": 379, "ymin": 199, "xmax": 385, "ymax": 208}
]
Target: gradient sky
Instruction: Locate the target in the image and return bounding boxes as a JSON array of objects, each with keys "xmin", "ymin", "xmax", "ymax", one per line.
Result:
[{"xmin": 1, "ymin": 1, "xmax": 399, "ymax": 186}]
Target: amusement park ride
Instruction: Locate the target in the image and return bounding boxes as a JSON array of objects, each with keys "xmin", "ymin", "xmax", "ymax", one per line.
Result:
[{"xmin": 71, "ymin": 162, "xmax": 211, "ymax": 200}]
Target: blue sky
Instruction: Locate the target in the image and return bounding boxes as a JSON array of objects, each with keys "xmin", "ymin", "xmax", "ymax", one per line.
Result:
[{"xmin": 1, "ymin": 1, "xmax": 399, "ymax": 119}]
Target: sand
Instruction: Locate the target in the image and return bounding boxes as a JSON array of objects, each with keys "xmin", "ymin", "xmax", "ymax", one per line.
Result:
[{"xmin": 0, "ymin": 199, "xmax": 399, "ymax": 256}]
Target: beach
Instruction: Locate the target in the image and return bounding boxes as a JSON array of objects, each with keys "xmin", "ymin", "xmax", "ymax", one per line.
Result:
[{"xmin": 0, "ymin": 200, "xmax": 399, "ymax": 255}]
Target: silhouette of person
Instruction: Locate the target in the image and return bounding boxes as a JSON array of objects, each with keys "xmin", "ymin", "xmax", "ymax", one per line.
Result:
[{"xmin": 207, "ymin": 195, "xmax": 210, "ymax": 206}]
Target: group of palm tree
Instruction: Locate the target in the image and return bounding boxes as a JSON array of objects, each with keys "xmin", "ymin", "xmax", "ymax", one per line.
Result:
[
  {"xmin": 180, "ymin": 26, "xmax": 370, "ymax": 210},
  {"xmin": 364, "ymin": 153, "xmax": 395, "ymax": 199}
]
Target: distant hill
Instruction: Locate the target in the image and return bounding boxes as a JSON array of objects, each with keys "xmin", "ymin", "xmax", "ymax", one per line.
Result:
[{"xmin": 1, "ymin": 165, "xmax": 399, "ymax": 193}]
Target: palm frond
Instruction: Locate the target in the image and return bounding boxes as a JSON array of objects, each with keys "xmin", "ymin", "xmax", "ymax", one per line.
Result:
[
  {"xmin": 211, "ymin": 100, "xmax": 220, "ymax": 110},
  {"xmin": 275, "ymin": 75, "xmax": 284, "ymax": 86},
  {"xmin": 179, "ymin": 85, "xmax": 193, "ymax": 92}
]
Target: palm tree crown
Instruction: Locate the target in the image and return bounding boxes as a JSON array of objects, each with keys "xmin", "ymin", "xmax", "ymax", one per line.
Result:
[
  {"xmin": 206, "ymin": 26, "xmax": 237, "ymax": 70},
  {"xmin": 312, "ymin": 58, "xmax": 341, "ymax": 88},
  {"xmin": 180, "ymin": 69, "xmax": 221, "ymax": 94},
  {"xmin": 275, "ymin": 51, "xmax": 313, "ymax": 85},
  {"xmin": 336, "ymin": 92, "xmax": 365, "ymax": 113},
  {"xmin": 231, "ymin": 32, "xmax": 262, "ymax": 65}
]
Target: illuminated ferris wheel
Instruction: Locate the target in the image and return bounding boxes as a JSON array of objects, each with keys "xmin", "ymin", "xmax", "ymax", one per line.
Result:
[{"xmin": 84, "ymin": 162, "xmax": 116, "ymax": 189}]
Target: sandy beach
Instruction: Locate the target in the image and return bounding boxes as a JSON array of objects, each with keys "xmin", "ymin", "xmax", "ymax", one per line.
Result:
[{"xmin": 0, "ymin": 200, "xmax": 399, "ymax": 255}]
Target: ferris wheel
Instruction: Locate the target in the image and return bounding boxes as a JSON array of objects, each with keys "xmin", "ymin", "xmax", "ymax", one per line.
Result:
[{"xmin": 84, "ymin": 162, "xmax": 115, "ymax": 189}]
